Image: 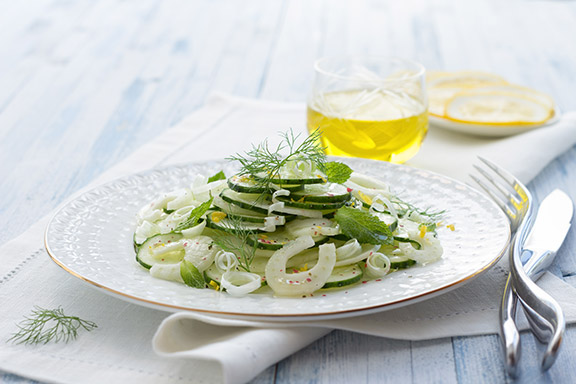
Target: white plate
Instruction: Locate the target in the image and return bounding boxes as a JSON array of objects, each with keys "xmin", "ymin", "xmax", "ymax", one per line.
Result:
[
  {"xmin": 45, "ymin": 158, "xmax": 510, "ymax": 321},
  {"xmin": 429, "ymin": 107, "xmax": 561, "ymax": 137}
]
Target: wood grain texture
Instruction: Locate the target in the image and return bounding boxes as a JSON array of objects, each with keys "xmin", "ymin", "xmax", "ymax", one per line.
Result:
[{"xmin": 1, "ymin": 0, "xmax": 576, "ymax": 383}]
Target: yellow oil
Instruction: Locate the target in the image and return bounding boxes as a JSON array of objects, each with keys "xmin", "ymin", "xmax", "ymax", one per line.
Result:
[{"xmin": 307, "ymin": 89, "xmax": 428, "ymax": 163}]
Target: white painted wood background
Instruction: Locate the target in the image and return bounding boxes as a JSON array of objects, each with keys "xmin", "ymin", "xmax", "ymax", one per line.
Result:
[{"xmin": 1, "ymin": 0, "xmax": 576, "ymax": 382}]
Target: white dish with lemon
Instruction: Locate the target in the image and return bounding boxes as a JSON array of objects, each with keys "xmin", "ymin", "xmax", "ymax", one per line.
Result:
[{"xmin": 427, "ymin": 71, "xmax": 559, "ymax": 137}]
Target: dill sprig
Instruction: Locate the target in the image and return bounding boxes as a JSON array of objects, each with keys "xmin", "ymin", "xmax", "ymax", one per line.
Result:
[
  {"xmin": 9, "ymin": 306, "xmax": 97, "ymax": 345},
  {"xmin": 211, "ymin": 215, "xmax": 259, "ymax": 272},
  {"xmin": 227, "ymin": 129, "xmax": 326, "ymax": 188}
]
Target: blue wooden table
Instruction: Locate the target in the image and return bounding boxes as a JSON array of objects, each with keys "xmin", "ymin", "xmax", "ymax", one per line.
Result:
[{"xmin": 1, "ymin": 0, "xmax": 576, "ymax": 382}]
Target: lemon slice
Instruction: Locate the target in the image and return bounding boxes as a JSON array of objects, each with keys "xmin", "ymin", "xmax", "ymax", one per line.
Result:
[
  {"xmin": 427, "ymin": 71, "xmax": 508, "ymax": 89},
  {"xmin": 456, "ymin": 84, "xmax": 555, "ymax": 110},
  {"xmin": 427, "ymin": 71, "xmax": 509, "ymax": 117},
  {"xmin": 444, "ymin": 91, "xmax": 554, "ymax": 125}
]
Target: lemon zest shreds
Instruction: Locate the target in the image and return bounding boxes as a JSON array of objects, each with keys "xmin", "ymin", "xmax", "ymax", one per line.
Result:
[
  {"xmin": 211, "ymin": 211, "xmax": 227, "ymax": 223},
  {"xmin": 209, "ymin": 280, "xmax": 220, "ymax": 291},
  {"xmin": 419, "ymin": 224, "xmax": 427, "ymax": 238},
  {"xmin": 358, "ymin": 191, "xmax": 373, "ymax": 205}
]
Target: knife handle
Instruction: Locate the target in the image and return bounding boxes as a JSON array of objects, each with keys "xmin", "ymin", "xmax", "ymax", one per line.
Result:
[
  {"xmin": 510, "ymin": 248, "xmax": 565, "ymax": 371},
  {"xmin": 500, "ymin": 274, "xmax": 522, "ymax": 378}
]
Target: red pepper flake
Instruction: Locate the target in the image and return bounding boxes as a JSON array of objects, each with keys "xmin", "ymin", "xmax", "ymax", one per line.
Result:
[
  {"xmin": 362, "ymin": 281, "xmax": 368, "ymax": 284},
  {"xmin": 322, "ymin": 294, "xmax": 326, "ymax": 297},
  {"xmin": 346, "ymin": 188, "xmax": 353, "ymax": 192},
  {"xmin": 306, "ymin": 278, "xmax": 312, "ymax": 282},
  {"xmin": 376, "ymin": 279, "xmax": 382, "ymax": 282}
]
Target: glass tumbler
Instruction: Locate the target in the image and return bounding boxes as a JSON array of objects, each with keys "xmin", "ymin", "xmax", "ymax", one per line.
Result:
[{"xmin": 307, "ymin": 56, "xmax": 428, "ymax": 164}]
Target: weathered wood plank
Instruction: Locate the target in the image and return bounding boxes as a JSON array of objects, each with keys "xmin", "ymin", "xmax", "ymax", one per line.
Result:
[
  {"xmin": 411, "ymin": 338, "xmax": 458, "ymax": 384},
  {"xmin": 452, "ymin": 335, "xmax": 509, "ymax": 384},
  {"xmin": 275, "ymin": 331, "xmax": 413, "ymax": 383},
  {"xmin": 2, "ymin": 1, "xmax": 576, "ymax": 383}
]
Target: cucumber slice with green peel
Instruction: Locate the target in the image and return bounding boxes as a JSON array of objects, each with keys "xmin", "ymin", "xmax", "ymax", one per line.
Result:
[
  {"xmin": 285, "ymin": 217, "xmax": 340, "ymax": 238},
  {"xmin": 228, "ymin": 175, "xmax": 304, "ymax": 193},
  {"xmin": 247, "ymin": 228, "xmax": 327, "ymax": 250},
  {"xmin": 206, "ymin": 215, "xmax": 265, "ymax": 234},
  {"xmin": 322, "ymin": 263, "xmax": 364, "ymax": 288},
  {"xmin": 253, "ymin": 172, "xmax": 326, "ymax": 185},
  {"xmin": 390, "ymin": 257, "xmax": 417, "ymax": 270},
  {"xmin": 289, "ymin": 183, "xmax": 352, "ymax": 203},
  {"xmin": 213, "ymin": 195, "xmax": 267, "ymax": 216},
  {"xmin": 136, "ymin": 233, "xmax": 184, "ymax": 270},
  {"xmin": 220, "ymin": 189, "xmax": 274, "ymax": 215},
  {"xmin": 274, "ymin": 196, "xmax": 346, "ymax": 210},
  {"xmin": 208, "ymin": 208, "xmax": 267, "ymax": 224},
  {"xmin": 393, "ymin": 236, "xmax": 422, "ymax": 250}
]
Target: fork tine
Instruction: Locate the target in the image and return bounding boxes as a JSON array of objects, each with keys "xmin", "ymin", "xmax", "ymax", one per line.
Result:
[
  {"xmin": 478, "ymin": 156, "xmax": 519, "ymax": 187},
  {"xmin": 472, "ymin": 165, "xmax": 523, "ymax": 207},
  {"xmin": 477, "ymin": 157, "xmax": 531, "ymax": 219},
  {"xmin": 470, "ymin": 174, "xmax": 512, "ymax": 215},
  {"xmin": 469, "ymin": 171, "xmax": 522, "ymax": 230}
]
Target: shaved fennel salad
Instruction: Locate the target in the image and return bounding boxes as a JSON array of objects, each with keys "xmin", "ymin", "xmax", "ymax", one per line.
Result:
[{"xmin": 133, "ymin": 130, "xmax": 445, "ymax": 297}]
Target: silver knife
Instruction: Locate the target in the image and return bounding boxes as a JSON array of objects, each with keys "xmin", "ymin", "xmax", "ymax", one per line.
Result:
[{"xmin": 500, "ymin": 189, "xmax": 574, "ymax": 376}]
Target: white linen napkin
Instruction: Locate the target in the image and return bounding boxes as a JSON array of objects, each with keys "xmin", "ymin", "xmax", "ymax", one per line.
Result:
[{"xmin": 1, "ymin": 93, "xmax": 575, "ymax": 384}]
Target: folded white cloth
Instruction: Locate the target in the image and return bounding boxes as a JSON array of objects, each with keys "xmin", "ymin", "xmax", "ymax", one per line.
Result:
[
  {"xmin": 152, "ymin": 95, "xmax": 576, "ymax": 384},
  {"xmin": 1, "ymin": 93, "xmax": 575, "ymax": 384}
]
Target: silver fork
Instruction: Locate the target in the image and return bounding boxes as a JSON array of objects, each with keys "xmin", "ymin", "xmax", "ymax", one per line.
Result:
[{"xmin": 471, "ymin": 157, "xmax": 565, "ymax": 376}]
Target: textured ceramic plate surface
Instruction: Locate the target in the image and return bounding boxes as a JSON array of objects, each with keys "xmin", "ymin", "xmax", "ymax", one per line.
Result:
[
  {"xmin": 45, "ymin": 158, "xmax": 510, "ymax": 321},
  {"xmin": 429, "ymin": 107, "xmax": 560, "ymax": 137}
]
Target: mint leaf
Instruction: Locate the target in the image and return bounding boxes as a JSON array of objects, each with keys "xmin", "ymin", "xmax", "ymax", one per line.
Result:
[
  {"xmin": 334, "ymin": 206, "xmax": 394, "ymax": 245},
  {"xmin": 325, "ymin": 162, "xmax": 352, "ymax": 184},
  {"xmin": 180, "ymin": 260, "xmax": 206, "ymax": 288},
  {"xmin": 207, "ymin": 170, "xmax": 226, "ymax": 183},
  {"xmin": 173, "ymin": 196, "xmax": 213, "ymax": 232}
]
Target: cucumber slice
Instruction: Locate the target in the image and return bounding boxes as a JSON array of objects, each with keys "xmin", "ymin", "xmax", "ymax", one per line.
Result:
[
  {"xmin": 254, "ymin": 172, "xmax": 326, "ymax": 185},
  {"xmin": 274, "ymin": 196, "xmax": 346, "ymax": 210},
  {"xmin": 208, "ymin": 208, "xmax": 266, "ymax": 224},
  {"xmin": 136, "ymin": 233, "xmax": 184, "ymax": 270},
  {"xmin": 213, "ymin": 195, "xmax": 267, "ymax": 217},
  {"xmin": 322, "ymin": 263, "xmax": 363, "ymax": 288},
  {"xmin": 390, "ymin": 257, "xmax": 417, "ymax": 270},
  {"xmin": 285, "ymin": 217, "xmax": 339, "ymax": 237},
  {"xmin": 206, "ymin": 215, "xmax": 264, "ymax": 234},
  {"xmin": 394, "ymin": 236, "xmax": 422, "ymax": 250},
  {"xmin": 220, "ymin": 189, "xmax": 273, "ymax": 215},
  {"xmin": 247, "ymin": 228, "xmax": 327, "ymax": 250},
  {"xmin": 289, "ymin": 183, "xmax": 351, "ymax": 203},
  {"xmin": 228, "ymin": 175, "xmax": 304, "ymax": 193}
]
